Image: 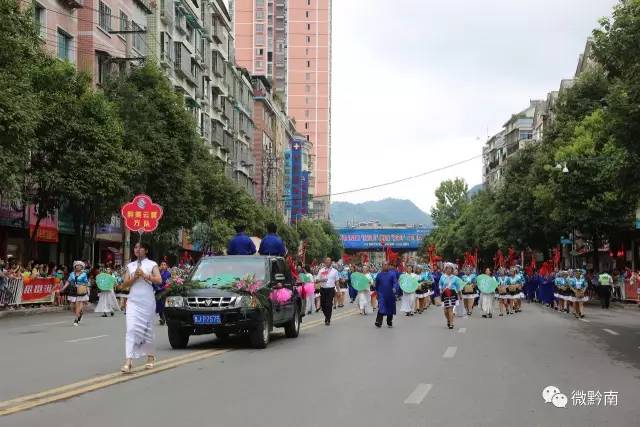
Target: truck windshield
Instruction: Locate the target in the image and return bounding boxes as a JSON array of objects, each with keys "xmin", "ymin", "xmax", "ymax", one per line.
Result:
[{"xmin": 190, "ymin": 258, "xmax": 266, "ymax": 286}]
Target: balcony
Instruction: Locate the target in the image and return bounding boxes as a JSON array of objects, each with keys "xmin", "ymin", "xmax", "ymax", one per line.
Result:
[
  {"xmin": 60, "ymin": 0, "xmax": 83, "ymax": 8},
  {"xmin": 160, "ymin": 0, "xmax": 175, "ymax": 25}
]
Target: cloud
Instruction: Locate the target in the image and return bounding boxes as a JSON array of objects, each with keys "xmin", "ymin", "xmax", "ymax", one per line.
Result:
[{"xmin": 331, "ymin": 0, "xmax": 617, "ymax": 213}]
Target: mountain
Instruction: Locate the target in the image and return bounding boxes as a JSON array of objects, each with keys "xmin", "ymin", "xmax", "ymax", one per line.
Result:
[
  {"xmin": 330, "ymin": 198, "xmax": 433, "ymax": 228},
  {"xmin": 467, "ymin": 183, "xmax": 484, "ymax": 198}
]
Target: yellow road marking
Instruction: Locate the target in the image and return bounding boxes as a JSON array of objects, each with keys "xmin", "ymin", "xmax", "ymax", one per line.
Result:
[{"xmin": 0, "ymin": 309, "xmax": 358, "ymax": 416}]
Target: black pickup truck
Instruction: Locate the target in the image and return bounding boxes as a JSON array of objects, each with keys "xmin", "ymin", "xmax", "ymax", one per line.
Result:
[{"xmin": 164, "ymin": 255, "xmax": 303, "ymax": 349}]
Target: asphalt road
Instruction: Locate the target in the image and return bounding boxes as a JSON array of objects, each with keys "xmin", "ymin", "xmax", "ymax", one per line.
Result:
[{"xmin": 1, "ymin": 301, "xmax": 639, "ymax": 427}]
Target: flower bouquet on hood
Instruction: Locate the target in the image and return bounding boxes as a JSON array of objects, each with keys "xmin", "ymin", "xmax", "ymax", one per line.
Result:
[{"xmin": 219, "ymin": 274, "xmax": 271, "ymax": 309}]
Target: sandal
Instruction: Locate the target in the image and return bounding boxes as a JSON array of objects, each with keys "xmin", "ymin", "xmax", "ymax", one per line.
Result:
[
  {"xmin": 145, "ymin": 355, "xmax": 156, "ymax": 369},
  {"xmin": 121, "ymin": 359, "xmax": 133, "ymax": 374}
]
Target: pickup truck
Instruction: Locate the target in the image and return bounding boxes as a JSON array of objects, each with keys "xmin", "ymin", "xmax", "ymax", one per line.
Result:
[{"xmin": 164, "ymin": 255, "xmax": 303, "ymax": 349}]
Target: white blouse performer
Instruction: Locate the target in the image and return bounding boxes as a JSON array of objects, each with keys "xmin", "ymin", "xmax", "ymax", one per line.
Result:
[{"xmin": 125, "ymin": 258, "xmax": 158, "ymax": 360}]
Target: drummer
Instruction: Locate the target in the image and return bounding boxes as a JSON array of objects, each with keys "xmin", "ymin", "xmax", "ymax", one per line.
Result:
[
  {"xmin": 415, "ymin": 266, "xmax": 432, "ymax": 313},
  {"xmin": 570, "ymin": 269, "xmax": 588, "ymax": 318},
  {"xmin": 460, "ymin": 266, "xmax": 478, "ymax": 316}
]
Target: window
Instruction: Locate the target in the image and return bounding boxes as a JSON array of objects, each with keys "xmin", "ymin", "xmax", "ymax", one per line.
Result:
[
  {"xmin": 174, "ymin": 41, "xmax": 182, "ymax": 68},
  {"xmin": 256, "ymin": 23, "xmax": 264, "ymax": 33},
  {"xmin": 34, "ymin": 4, "xmax": 45, "ymax": 38},
  {"xmin": 97, "ymin": 53, "xmax": 111, "ymax": 85},
  {"xmin": 119, "ymin": 11, "xmax": 128, "ymax": 33},
  {"xmin": 191, "ymin": 58, "xmax": 199, "ymax": 80},
  {"xmin": 256, "ymin": 60, "xmax": 263, "ymax": 69},
  {"xmin": 306, "ymin": 36, "xmax": 311, "ymax": 44},
  {"xmin": 161, "ymin": 32, "xmax": 172, "ymax": 61},
  {"xmin": 305, "ymin": 84, "xmax": 310, "ymax": 93},
  {"xmin": 305, "ymin": 48, "xmax": 309, "ymax": 55},
  {"xmin": 304, "ymin": 122, "xmax": 309, "ymax": 130},
  {"xmin": 256, "ymin": 48, "xmax": 264, "ymax": 56},
  {"xmin": 186, "ymin": 22, "xmax": 194, "ymax": 44},
  {"xmin": 256, "ymin": 9, "xmax": 264, "ymax": 20},
  {"xmin": 256, "ymin": 35, "xmax": 264, "ymax": 45},
  {"xmin": 57, "ymin": 29, "xmax": 72, "ymax": 61},
  {"xmin": 305, "ymin": 96, "xmax": 309, "ymax": 105},
  {"xmin": 305, "ymin": 72, "xmax": 310, "ymax": 80},
  {"xmin": 307, "ymin": 23, "xmax": 311, "ymax": 31},
  {"xmin": 307, "ymin": 0, "xmax": 311, "ymax": 5},
  {"xmin": 132, "ymin": 22, "xmax": 144, "ymax": 52},
  {"xmin": 306, "ymin": 60, "xmax": 310, "ymax": 68},
  {"xmin": 305, "ymin": 11, "xmax": 309, "ymax": 18},
  {"xmin": 99, "ymin": 2, "xmax": 112, "ymax": 32},
  {"xmin": 305, "ymin": 110, "xmax": 309, "ymax": 118}
]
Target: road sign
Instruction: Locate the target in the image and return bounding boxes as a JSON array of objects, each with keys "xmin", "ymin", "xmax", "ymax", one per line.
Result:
[{"xmin": 120, "ymin": 194, "xmax": 163, "ymax": 233}]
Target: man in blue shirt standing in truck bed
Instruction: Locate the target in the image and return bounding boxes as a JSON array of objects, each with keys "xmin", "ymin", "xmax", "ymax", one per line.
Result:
[
  {"xmin": 258, "ymin": 223, "xmax": 287, "ymax": 257},
  {"xmin": 227, "ymin": 225, "xmax": 257, "ymax": 255}
]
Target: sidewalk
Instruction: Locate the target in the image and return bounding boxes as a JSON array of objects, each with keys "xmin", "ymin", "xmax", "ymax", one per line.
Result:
[{"xmin": 0, "ymin": 305, "xmax": 66, "ymax": 319}]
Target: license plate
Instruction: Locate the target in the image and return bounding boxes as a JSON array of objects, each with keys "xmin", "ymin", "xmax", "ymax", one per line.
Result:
[{"xmin": 193, "ymin": 314, "xmax": 221, "ymax": 325}]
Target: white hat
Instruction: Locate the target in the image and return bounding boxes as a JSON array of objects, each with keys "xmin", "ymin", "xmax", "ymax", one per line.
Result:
[{"xmin": 73, "ymin": 260, "xmax": 85, "ymax": 269}]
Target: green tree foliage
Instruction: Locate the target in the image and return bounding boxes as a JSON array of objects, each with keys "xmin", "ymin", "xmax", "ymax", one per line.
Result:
[
  {"xmin": 0, "ymin": 0, "xmax": 44, "ymax": 197},
  {"xmin": 104, "ymin": 62, "xmax": 203, "ymax": 234},
  {"xmin": 29, "ymin": 61, "xmax": 128, "ymax": 257},
  {"xmin": 430, "ymin": 178, "xmax": 468, "ymax": 227}
]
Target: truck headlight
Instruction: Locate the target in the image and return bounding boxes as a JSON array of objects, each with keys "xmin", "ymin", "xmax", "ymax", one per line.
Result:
[
  {"xmin": 235, "ymin": 296, "xmax": 253, "ymax": 308},
  {"xmin": 166, "ymin": 296, "xmax": 185, "ymax": 308}
]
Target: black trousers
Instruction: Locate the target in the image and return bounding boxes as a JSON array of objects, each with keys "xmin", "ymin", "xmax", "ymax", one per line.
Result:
[
  {"xmin": 376, "ymin": 312, "xmax": 393, "ymax": 326},
  {"xmin": 320, "ymin": 287, "xmax": 335, "ymax": 321},
  {"xmin": 599, "ymin": 286, "xmax": 611, "ymax": 308}
]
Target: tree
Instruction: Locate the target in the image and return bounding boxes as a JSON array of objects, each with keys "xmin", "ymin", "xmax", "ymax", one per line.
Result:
[
  {"xmin": 430, "ymin": 178, "xmax": 468, "ymax": 227},
  {"xmin": 104, "ymin": 62, "xmax": 204, "ymax": 235},
  {"xmin": 29, "ymin": 61, "xmax": 128, "ymax": 259},
  {"xmin": 0, "ymin": 0, "xmax": 44, "ymax": 198}
]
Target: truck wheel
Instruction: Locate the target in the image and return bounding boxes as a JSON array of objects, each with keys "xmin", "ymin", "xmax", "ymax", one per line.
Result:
[
  {"xmin": 284, "ymin": 304, "xmax": 300, "ymax": 338},
  {"xmin": 168, "ymin": 326, "xmax": 190, "ymax": 349},
  {"xmin": 249, "ymin": 315, "xmax": 270, "ymax": 349}
]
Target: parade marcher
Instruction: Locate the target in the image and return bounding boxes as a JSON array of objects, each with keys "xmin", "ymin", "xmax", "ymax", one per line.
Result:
[
  {"xmin": 460, "ymin": 266, "xmax": 478, "ymax": 316},
  {"xmin": 155, "ymin": 260, "xmax": 172, "ymax": 325},
  {"xmin": 354, "ymin": 265, "xmax": 373, "ymax": 315},
  {"xmin": 298, "ymin": 265, "xmax": 316, "ymax": 316},
  {"xmin": 495, "ymin": 268, "xmax": 509, "ymax": 315},
  {"xmin": 554, "ymin": 271, "xmax": 568, "ymax": 312},
  {"xmin": 258, "ymin": 222, "xmax": 287, "ymax": 256},
  {"xmin": 227, "ymin": 224, "xmax": 257, "ymax": 255},
  {"xmin": 316, "ymin": 257, "xmax": 339, "ymax": 325},
  {"xmin": 415, "ymin": 266, "xmax": 432, "ymax": 313},
  {"xmin": 479, "ymin": 268, "xmax": 496, "ymax": 318},
  {"xmin": 369, "ymin": 266, "xmax": 378, "ymax": 311},
  {"xmin": 570, "ymin": 269, "xmax": 588, "ymax": 318},
  {"xmin": 374, "ymin": 262, "xmax": 397, "ymax": 328},
  {"xmin": 336, "ymin": 265, "xmax": 349, "ymax": 308},
  {"xmin": 399, "ymin": 266, "xmax": 418, "ymax": 316},
  {"xmin": 95, "ymin": 267, "xmax": 119, "ymax": 317},
  {"xmin": 510, "ymin": 267, "xmax": 524, "ymax": 313},
  {"xmin": 598, "ymin": 270, "xmax": 613, "ymax": 309},
  {"xmin": 120, "ymin": 242, "xmax": 162, "ymax": 373},
  {"xmin": 60, "ymin": 261, "xmax": 90, "ymax": 326},
  {"xmin": 439, "ymin": 262, "xmax": 462, "ymax": 329},
  {"xmin": 431, "ymin": 265, "xmax": 442, "ymax": 306}
]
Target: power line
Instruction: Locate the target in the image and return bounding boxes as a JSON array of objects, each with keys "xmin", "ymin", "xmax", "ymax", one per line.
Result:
[{"xmin": 280, "ymin": 154, "xmax": 483, "ymax": 203}]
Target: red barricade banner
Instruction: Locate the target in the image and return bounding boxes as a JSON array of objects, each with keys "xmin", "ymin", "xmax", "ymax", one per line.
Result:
[
  {"xmin": 21, "ymin": 277, "xmax": 57, "ymax": 304},
  {"xmin": 624, "ymin": 279, "xmax": 638, "ymax": 302}
]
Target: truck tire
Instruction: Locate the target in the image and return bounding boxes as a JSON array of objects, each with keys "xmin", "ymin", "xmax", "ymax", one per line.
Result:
[
  {"xmin": 284, "ymin": 304, "xmax": 301, "ymax": 338},
  {"xmin": 249, "ymin": 314, "xmax": 270, "ymax": 349},
  {"xmin": 168, "ymin": 326, "xmax": 190, "ymax": 349}
]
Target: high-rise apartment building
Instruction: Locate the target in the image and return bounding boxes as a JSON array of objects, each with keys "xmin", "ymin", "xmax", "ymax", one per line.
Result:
[{"xmin": 233, "ymin": 0, "xmax": 331, "ymax": 219}]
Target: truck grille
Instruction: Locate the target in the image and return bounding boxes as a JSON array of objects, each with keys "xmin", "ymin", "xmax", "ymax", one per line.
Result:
[{"xmin": 186, "ymin": 296, "xmax": 238, "ymax": 309}]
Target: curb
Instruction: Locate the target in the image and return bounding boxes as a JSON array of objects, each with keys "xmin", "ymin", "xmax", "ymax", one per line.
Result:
[{"xmin": 0, "ymin": 306, "xmax": 66, "ymax": 319}]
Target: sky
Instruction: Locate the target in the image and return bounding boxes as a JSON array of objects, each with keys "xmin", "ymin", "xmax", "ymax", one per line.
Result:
[{"xmin": 330, "ymin": 0, "xmax": 618, "ymax": 214}]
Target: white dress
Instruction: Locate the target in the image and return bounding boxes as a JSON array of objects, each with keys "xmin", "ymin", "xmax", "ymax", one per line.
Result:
[
  {"xmin": 95, "ymin": 290, "xmax": 120, "ymax": 313},
  {"xmin": 125, "ymin": 258, "xmax": 157, "ymax": 359}
]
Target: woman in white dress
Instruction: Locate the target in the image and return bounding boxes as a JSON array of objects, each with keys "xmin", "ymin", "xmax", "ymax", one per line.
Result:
[
  {"xmin": 120, "ymin": 242, "xmax": 162, "ymax": 373},
  {"xmin": 356, "ymin": 265, "xmax": 373, "ymax": 315},
  {"xmin": 400, "ymin": 266, "xmax": 417, "ymax": 316}
]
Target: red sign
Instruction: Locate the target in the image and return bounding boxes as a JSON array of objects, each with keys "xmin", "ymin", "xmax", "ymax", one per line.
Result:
[
  {"xmin": 120, "ymin": 194, "xmax": 164, "ymax": 233},
  {"xmin": 28, "ymin": 205, "xmax": 59, "ymax": 243},
  {"xmin": 21, "ymin": 277, "xmax": 57, "ymax": 303}
]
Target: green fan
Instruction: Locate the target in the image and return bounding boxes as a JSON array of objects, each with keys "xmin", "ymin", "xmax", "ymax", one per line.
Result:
[
  {"xmin": 350, "ymin": 272, "xmax": 370, "ymax": 292},
  {"xmin": 96, "ymin": 272, "xmax": 116, "ymax": 291},
  {"xmin": 399, "ymin": 273, "xmax": 419, "ymax": 293},
  {"xmin": 476, "ymin": 274, "xmax": 499, "ymax": 294}
]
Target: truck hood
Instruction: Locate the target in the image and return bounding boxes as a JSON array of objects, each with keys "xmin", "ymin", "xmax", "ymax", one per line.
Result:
[{"xmin": 187, "ymin": 287, "xmax": 240, "ymax": 298}]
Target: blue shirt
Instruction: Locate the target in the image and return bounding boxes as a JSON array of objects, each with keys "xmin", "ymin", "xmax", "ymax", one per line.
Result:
[
  {"xmin": 258, "ymin": 233, "xmax": 286, "ymax": 256},
  {"xmin": 227, "ymin": 233, "xmax": 257, "ymax": 255},
  {"xmin": 439, "ymin": 274, "xmax": 463, "ymax": 292},
  {"xmin": 68, "ymin": 271, "xmax": 88, "ymax": 286}
]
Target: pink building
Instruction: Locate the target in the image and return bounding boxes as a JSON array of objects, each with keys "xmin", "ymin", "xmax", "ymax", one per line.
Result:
[
  {"xmin": 33, "ymin": 0, "xmax": 82, "ymax": 64},
  {"xmin": 233, "ymin": 0, "xmax": 331, "ymax": 218},
  {"xmin": 76, "ymin": 0, "xmax": 151, "ymax": 85}
]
